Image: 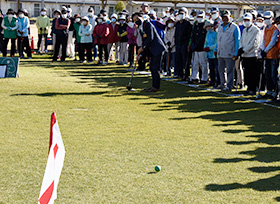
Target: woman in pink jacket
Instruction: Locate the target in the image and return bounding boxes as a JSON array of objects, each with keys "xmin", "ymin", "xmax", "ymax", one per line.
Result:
[
  {"xmin": 93, "ymin": 14, "xmax": 109, "ymax": 65},
  {"xmin": 126, "ymin": 20, "xmax": 136, "ymax": 68}
]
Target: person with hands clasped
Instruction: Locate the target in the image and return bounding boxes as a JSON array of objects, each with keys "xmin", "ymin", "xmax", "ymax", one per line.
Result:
[
  {"xmin": 238, "ymin": 13, "xmax": 261, "ymax": 95},
  {"xmin": 79, "ymin": 16, "xmax": 93, "ymax": 63},
  {"xmin": 36, "ymin": 8, "xmax": 50, "ymax": 53},
  {"xmin": 204, "ymin": 20, "xmax": 219, "ymax": 87},
  {"xmin": 1, "ymin": 9, "xmax": 18, "ymax": 57},
  {"xmin": 17, "ymin": 9, "xmax": 31, "ymax": 59},
  {"xmin": 93, "ymin": 14, "xmax": 109, "ymax": 65}
]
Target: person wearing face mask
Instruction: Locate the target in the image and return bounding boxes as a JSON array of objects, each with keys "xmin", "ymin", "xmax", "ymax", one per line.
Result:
[
  {"xmin": 79, "ymin": 16, "xmax": 93, "ymax": 63},
  {"xmin": 53, "ymin": 9, "xmax": 70, "ymax": 62},
  {"xmin": 164, "ymin": 17, "xmax": 176, "ymax": 76},
  {"xmin": 107, "ymin": 14, "xmax": 121, "ymax": 63},
  {"xmin": 117, "ymin": 15, "xmax": 128, "ymax": 65},
  {"xmin": 255, "ymin": 13, "xmax": 266, "ymax": 92},
  {"xmin": 36, "ymin": 8, "xmax": 50, "ymax": 53},
  {"xmin": 261, "ymin": 11, "xmax": 280, "ymax": 99},
  {"xmin": 204, "ymin": 21, "xmax": 219, "ymax": 87},
  {"xmin": 210, "ymin": 7, "xmax": 221, "ymax": 32},
  {"xmin": 17, "ymin": 9, "xmax": 31, "ymax": 59},
  {"xmin": 190, "ymin": 11, "xmax": 208, "ymax": 84},
  {"xmin": 93, "ymin": 14, "xmax": 109, "ymax": 65},
  {"xmin": 73, "ymin": 14, "xmax": 82, "ymax": 61},
  {"xmin": 238, "ymin": 13, "xmax": 261, "ymax": 95},
  {"xmin": 205, "ymin": 10, "xmax": 211, "ymax": 21},
  {"xmin": 132, "ymin": 12, "xmax": 167, "ymax": 92},
  {"xmin": 88, "ymin": 7, "xmax": 97, "ymax": 60},
  {"xmin": 214, "ymin": 10, "xmax": 241, "ymax": 92},
  {"xmin": 51, "ymin": 10, "xmax": 62, "ymax": 58},
  {"xmin": 126, "ymin": 20, "xmax": 136, "ymax": 68},
  {"xmin": 1, "ymin": 9, "xmax": 18, "ymax": 57},
  {"xmin": 66, "ymin": 8, "xmax": 75, "ymax": 59},
  {"xmin": 174, "ymin": 10, "xmax": 192, "ymax": 79}
]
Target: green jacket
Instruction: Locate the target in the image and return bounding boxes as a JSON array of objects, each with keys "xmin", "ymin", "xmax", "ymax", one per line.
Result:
[
  {"xmin": 36, "ymin": 15, "xmax": 50, "ymax": 34},
  {"xmin": 73, "ymin": 22, "xmax": 81, "ymax": 43},
  {"xmin": 3, "ymin": 16, "xmax": 17, "ymax": 39}
]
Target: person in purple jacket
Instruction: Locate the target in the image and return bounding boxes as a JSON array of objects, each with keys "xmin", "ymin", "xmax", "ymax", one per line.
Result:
[{"xmin": 126, "ymin": 20, "xmax": 136, "ymax": 68}]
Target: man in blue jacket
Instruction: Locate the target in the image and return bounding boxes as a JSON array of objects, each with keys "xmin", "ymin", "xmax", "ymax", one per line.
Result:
[{"xmin": 133, "ymin": 12, "xmax": 167, "ymax": 92}]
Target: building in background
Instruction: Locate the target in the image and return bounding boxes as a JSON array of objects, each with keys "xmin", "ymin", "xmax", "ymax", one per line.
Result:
[{"xmin": 0, "ymin": 0, "xmax": 279, "ymax": 18}]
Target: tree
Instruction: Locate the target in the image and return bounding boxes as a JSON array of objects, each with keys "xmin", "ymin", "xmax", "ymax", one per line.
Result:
[{"xmin": 115, "ymin": 1, "xmax": 125, "ymax": 13}]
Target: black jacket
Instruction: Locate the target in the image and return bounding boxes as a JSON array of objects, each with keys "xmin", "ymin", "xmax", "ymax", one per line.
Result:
[
  {"xmin": 175, "ymin": 20, "xmax": 192, "ymax": 46},
  {"xmin": 142, "ymin": 21, "xmax": 167, "ymax": 56},
  {"xmin": 191, "ymin": 22, "xmax": 207, "ymax": 52}
]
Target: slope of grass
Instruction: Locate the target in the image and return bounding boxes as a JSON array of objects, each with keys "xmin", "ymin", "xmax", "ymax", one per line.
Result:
[{"xmin": 1, "ymin": 56, "xmax": 280, "ymax": 203}]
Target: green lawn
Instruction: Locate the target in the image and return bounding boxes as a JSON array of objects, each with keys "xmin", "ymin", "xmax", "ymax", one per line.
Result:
[{"xmin": 1, "ymin": 56, "xmax": 280, "ymax": 203}]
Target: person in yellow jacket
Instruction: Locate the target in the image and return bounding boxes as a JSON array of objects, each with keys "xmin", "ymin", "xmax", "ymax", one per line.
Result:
[{"xmin": 36, "ymin": 7, "xmax": 50, "ymax": 53}]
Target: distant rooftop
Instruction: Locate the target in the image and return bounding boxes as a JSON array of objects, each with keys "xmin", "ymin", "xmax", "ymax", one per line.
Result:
[{"xmin": 138, "ymin": 0, "xmax": 280, "ymax": 5}]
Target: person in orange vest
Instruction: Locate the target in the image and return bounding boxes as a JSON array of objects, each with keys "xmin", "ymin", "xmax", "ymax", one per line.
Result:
[{"xmin": 261, "ymin": 11, "xmax": 280, "ymax": 99}]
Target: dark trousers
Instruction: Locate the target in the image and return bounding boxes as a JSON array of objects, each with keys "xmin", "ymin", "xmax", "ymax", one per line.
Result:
[
  {"xmin": 53, "ymin": 35, "xmax": 67, "ymax": 61},
  {"xmin": 0, "ymin": 34, "xmax": 4, "ymax": 53},
  {"xmin": 128, "ymin": 44, "xmax": 136, "ymax": 65},
  {"xmin": 77, "ymin": 43, "xmax": 82, "ymax": 61},
  {"xmin": 265, "ymin": 59, "xmax": 279, "ymax": 92},
  {"xmin": 3, "ymin": 38, "xmax": 16, "ymax": 57},
  {"xmin": 17, "ymin": 36, "xmax": 31, "ymax": 57},
  {"xmin": 256, "ymin": 58, "xmax": 266, "ymax": 91},
  {"xmin": 92, "ymin": 36, "xmax": 97, "ymax": 59},
  {"xmin": 98, "ymin": 44, "xmax": 108, "ymax": 62},
  {"xmin": 242, "ymin": 57, "xmax": 258, "ymax": 92},
  {"xmin": 175, "ymin": 44, "xmax": 188, "ymax": 78},
  {"xmin": 209, "ymin": 58, "xmax": 219, "ymax": 85},
  {"xmin": 136, "ymin": 45, "xmax": 147, "ymax": 70},
  {"xmin": 37, "ymin": 34, "xmax": 48, "ymax": 50},
  {"xmin": 80, "ymin": 43, "xmax": 93, "ymax": 62},
  {"xmin": 150, "ymin": 53, "xmax": 162, "ymax": 89}
]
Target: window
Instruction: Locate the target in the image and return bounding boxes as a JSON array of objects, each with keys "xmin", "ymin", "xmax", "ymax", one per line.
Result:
[
  {"xmin": 34, "ymin": 4, "xmax": 40, "ymax": 17},
  {"xmin": 109, "ymin": 6, "xmax": 115, "ymax": 17},
  {"xmin": 10, "ymin": 3, "xmax": 22, "ymax": 11}
]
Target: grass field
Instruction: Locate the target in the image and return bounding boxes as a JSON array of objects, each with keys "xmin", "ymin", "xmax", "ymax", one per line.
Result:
[{"xmin": 1, "ymin": 56, "xmax": 280, "ymax": 203}]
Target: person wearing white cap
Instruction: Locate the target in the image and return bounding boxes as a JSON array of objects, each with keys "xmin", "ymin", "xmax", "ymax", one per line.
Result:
[
  {"xmin": 107, "ymin": 14, "xmax": 120, "ymax": 63},
  {"xmin": 238, "ymin": 13, "xmax": 261, "ymax": 95},
  {"xmin": 79, "ymin": 16, "xmax": 93, "ymax": 63},
  {"xmin": 87, "ymin": 7, "xmax": 97, "ymax": 59},
  {"xmin": 141, "ymin": 3, "xmax": 149, "ymax": 15},
  {"xmin": 190, "ymin": 11, "xmax": 208, "ymax": 84},
  {"xmin": 117, "ymin": 15, "xmax": 128, "ymax": 65},
  {"xmin": 66, "ymin": 8, "xmax": 75, "ymax": 58},
  {"xmin": 261, "ymin": 11, "xmax": 280, "ymax": 99},
  {"xmin": 215, "ymin": 10, "xmax": 241, "ymax": 91}
]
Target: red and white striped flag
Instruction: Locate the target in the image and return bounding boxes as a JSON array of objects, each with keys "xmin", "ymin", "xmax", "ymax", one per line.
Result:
[{"xmin": 38, "ymin": 112, "xmax": 65, "ymax": 204}]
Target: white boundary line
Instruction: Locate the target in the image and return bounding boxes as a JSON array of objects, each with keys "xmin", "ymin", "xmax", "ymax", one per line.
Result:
[{"xmin": 132, "ymin": 70, "xmax": 280, "ymax": 110}]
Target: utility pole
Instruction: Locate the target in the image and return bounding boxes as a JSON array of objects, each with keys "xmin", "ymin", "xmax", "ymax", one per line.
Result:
[
  {"xmin": 17, "ymin": 0, "xmax": 20, "ymax": 10},
  {"xmin": 41, "ymin": 0, "xmax": 45, "ymax": 9}
]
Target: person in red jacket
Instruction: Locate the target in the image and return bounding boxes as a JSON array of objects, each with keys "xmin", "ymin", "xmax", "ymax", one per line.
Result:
[
  {"xmin": 107, "ymin": 14, "xmax": 121, "ymax": 63},
  {"xmin": 93, "ymin": 14, "xmax": 110, "ymax": 65}
]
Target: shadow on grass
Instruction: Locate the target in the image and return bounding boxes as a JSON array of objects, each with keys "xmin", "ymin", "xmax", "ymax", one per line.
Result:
[
  {"xmin": 19, "ymin": 57, "xmax": 280, "ymax": 200},
  {"xmin": 11, "ymin": 91, "xmax": 107, "ymax": 97}
]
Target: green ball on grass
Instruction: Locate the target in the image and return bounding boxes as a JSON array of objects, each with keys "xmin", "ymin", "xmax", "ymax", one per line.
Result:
[{"xmin": 155, "ymin": 165, "xmax": 161, "ymax": 172}]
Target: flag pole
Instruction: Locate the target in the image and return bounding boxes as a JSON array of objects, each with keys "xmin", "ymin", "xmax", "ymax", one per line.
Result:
[{"xmin": 49, "ymin": 112, "xmax": 56, "ymax": 153}]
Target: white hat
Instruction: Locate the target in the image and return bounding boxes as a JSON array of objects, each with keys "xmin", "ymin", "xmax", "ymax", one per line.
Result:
[
  {"xmin": 197, "ymin": 10, "xmax": 205, "ymax": 17},
  {"xmin": 263, "ymin": 11, "xmax": 274, "ymax": 19},
  {"xmin": 82, "ymin": 16, "xmax": 89, "ymax": 21},
  {"xmin": 119, "ymin": 15, "xmax": 126, "ymax": 20},
  {"xmin": 67, "ymin": 8, "xmax": 72, "ymax": 13},
  {"xmin": 111, "ymin": 13, "xmax": 118, "ymax": 19},
  {"xmin": 243, "ymin": 13, "xmax": 253, "ymax": 20},
  {"xmin": 148, "ymin": 10, "xmax": 156, "ymax": 16}
]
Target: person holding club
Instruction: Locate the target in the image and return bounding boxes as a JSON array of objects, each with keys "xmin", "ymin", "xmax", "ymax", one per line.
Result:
[
  {"xmin": 132, "ymin": 12, "xmax": 167, "ymax": 92},
  {"xmin": 17, "ymin": 9, "xmax": 32, "ymax": 59}
]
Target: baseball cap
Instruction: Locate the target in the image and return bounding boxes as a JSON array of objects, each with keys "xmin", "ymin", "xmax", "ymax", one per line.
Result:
[
  {"xmin": 210, "ymin": 7, "xmax": 219, "ymax": 13},
  {"xmin": 221, "ymin": 10, "xmax": 231, "ymax": 17},
  {"xmin": 263, "ymin": 11, "xmax": 274, "ymax": 19},
  {"xmin": 197, "ymin": 10, "xmax": 205, "ymax": 17},
  {"xmin": 141, "ymin": 3, "xmax": 148, "ymax": 7},
  {"xmin": 243, "ymin": 13, "xmax": 253, "ymax": 20}
]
